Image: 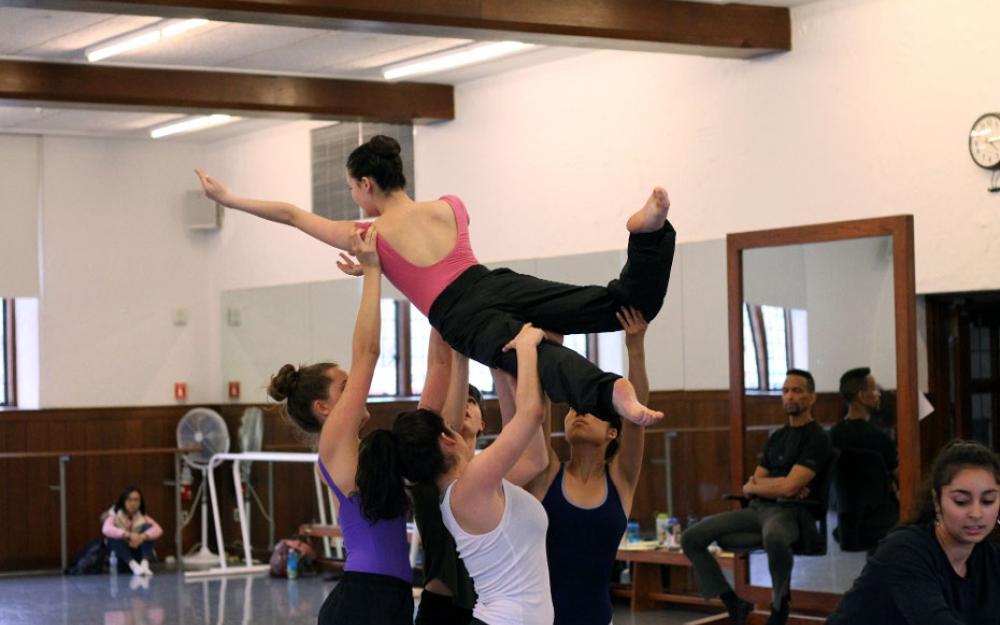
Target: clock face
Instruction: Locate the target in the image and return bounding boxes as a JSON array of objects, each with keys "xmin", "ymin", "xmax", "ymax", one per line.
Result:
[{"xmin": 969, "ymin": 113, "xmax": 1000, "ymax": 169}]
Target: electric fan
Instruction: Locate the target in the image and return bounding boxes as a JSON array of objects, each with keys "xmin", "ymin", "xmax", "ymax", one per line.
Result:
[{"xmin": 176, "ymin": 407, "xmax": 230, "ymax": 565}]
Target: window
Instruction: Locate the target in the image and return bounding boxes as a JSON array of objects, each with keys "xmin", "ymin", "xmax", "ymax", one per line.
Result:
[
  {"xmin": 744, "ymin": 303, "xmax": 807, "ymax": 391},
  {"xmin": 1, "ymin": 299, "xmax": 14, "ymax": 406},
  {"xmin": 312, "ymin": 122, "xmax": 414, "ymax": 221},
  {"xmin": 743, "ymin": 304, "xmax": 760, "ymax": 390},
  {"xmin": 564, "ymin": 334, "xmax": 590, "ymax": 360},
  {"xmin": 761, "ymin": 305, "xmax": 789, "ymax": 391},
  {"xmin": 369, "ymin": 299, "xmax": 400, "ymax": 396}
]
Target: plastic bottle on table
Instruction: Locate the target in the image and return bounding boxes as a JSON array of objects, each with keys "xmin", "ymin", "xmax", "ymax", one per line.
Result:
[
  {"xmin": 667, "ymin": 516, "xmax": 681, "ymax": 549},
  {"xmin": 655, "ymin": 513, "xmax": 670, "ymax": 545},
  {"xmin": 626, "ymin": 519, "xmax": 640, "ymax": 544}
]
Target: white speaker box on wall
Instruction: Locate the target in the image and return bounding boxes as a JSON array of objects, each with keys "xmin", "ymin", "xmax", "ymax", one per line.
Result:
[{"xmin": 183, "ymin": 190, "xmax": 224, "ymax": 230}]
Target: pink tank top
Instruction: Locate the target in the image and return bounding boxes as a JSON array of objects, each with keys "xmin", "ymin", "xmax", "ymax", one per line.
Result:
[{"xmin": 356, "ymin": 195, "xmax": 479, "ymax": 316}]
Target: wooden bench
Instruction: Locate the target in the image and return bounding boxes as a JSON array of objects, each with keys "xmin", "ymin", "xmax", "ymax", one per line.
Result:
[{"xmin": 615, "ymin": 547, "xmax": 734, "ymax": 611}]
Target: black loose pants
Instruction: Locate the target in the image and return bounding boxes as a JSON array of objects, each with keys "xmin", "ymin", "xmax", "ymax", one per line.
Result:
[{"xmin": 428, "ymin": 223, "xmax": 675, "ymax": 422}]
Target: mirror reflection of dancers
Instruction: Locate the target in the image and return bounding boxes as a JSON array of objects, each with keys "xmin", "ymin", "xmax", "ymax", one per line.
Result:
[
  {"xmin": 196, "ymin": 135, "xmax": 675, "ymax": 428},
  {"xmin": 266, "ymin": 228, "xmax": 414, "ymax": 625}
]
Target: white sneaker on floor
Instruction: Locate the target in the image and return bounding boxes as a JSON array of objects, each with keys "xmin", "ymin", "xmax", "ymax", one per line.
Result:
[
  {"xmin": 129, "ymin": 560, "xmax": 144, "ymax": 576},
  {"xmin": 129, "ymin": 575, "xmax": 150, "ymax": 591},
  {"xmin": 140, "ymin": 560, "xmax": 153, "ymax": 576}
]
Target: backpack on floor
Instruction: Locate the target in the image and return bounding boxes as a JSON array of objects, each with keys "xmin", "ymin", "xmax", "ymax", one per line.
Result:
[{"xmin": 64, "ymin": 538, "xmax": 108, "ymax": 575}]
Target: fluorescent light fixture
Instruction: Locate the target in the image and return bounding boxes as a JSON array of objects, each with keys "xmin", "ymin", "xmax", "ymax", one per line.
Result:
[
  {"xmin": 150, "ymin": 114, "xmax": 237, "ymax": 139},
  {"xmin": 382, "ymin": 41, "xmax": 535, "ymax": 81},
  {"xmin": 161, "ymin": 18, "xmax": 208, "ymax": 38},
  {"xmin": 86, "ymin": 18, "xmax": 209, "ymax": 63}
]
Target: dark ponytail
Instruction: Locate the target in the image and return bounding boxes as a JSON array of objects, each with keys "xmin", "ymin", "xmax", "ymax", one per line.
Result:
[
  {"xmin": 347, "ymin": 135, "xmax": 406, "ymax": 191},
  {"xmin": 909, "ymin": 439, "xmax": 1000, "ymax": 524},
  {"xmin": 357, "ymin": 429, "xmax": 409, "ymax": 522},
  {"xmin": 392, "ymin": 408, "xmax": 453, "ymax": 485},
  {"xmin": 267, "ymin": 362, "xmax": 338, "ymax": 434}
]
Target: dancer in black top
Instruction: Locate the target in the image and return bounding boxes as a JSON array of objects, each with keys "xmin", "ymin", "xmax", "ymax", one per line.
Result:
[{"xmin": 828, "ymin": 440, "xmax": 1000, "ymax": 625}]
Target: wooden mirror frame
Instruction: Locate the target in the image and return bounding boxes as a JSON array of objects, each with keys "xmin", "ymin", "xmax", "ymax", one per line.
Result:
[{"xmin": 726, "ymin": 215, "xmax": 918, "ymax": 614}]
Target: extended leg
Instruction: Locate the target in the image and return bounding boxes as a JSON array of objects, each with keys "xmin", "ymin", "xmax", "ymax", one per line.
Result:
[
  {"xmin": 681, "ymin": 508, "xmax": 763, "ymax": 600},
  {"xmin": 756, "ymin": 505, "xmax": 799, "ymax": 615}
]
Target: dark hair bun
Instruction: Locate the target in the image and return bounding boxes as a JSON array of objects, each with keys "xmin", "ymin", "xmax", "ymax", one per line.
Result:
[
  {"xmin": 367, "ymin": 135, "xmax": 401, "ymax": 158},
  {"xmin": 268, "ymin": 364, "xmax": 299, "ymax": 401}
]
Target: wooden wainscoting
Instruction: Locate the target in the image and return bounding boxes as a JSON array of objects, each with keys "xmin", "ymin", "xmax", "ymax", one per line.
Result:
[{"xmin": 0, "ymin": 390, "xmax": 845, "ymax": 572}]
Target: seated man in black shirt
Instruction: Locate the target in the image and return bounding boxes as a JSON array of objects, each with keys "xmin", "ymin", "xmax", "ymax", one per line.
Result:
[
  {"xmin": 831, "ymin": 367, "xmax": 899, "ymax": 551},
  {"xmin": 681, "ymin": 369, "xmax": 832, "ymax": 625}
]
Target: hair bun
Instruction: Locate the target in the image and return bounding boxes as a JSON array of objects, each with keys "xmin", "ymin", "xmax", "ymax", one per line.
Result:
[
  {"xmin": 367, "ymin": 135, "xmax": 401, "ymax": 158},
  {"xmin": 267, "ymin": 364, "xmax": 299, "ymax": 401}
]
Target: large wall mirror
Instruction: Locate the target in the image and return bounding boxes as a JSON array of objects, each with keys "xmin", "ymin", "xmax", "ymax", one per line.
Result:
[{"xmin": 726, "ymin": 216, "xmax": 919, "ymax": 613}]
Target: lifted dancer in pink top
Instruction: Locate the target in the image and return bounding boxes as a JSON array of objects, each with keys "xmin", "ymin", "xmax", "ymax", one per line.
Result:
[{"xmin": 195, "ymin": 135, "xmax": 674, "ymax": 427}]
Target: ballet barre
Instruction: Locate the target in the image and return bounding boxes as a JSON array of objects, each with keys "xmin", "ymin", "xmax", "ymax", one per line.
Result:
[{"xmin": 186, "ymin": 451, "xmax": 336, "ymax": 579}]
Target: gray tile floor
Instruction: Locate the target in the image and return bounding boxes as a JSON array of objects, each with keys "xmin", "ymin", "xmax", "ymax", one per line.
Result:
[{"xmin": 0, "ymin": 571, "xmax": 711, "ymax": 625}]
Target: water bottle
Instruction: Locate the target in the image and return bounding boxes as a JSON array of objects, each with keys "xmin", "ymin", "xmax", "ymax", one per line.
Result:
[
  {"xmin": 109, "ymin": 550, "xmax": 118, "ymax": 575},
  {"xmin": 286, "ymin": 546, "xmax": 299, "ymax": 580},
  {"xmin": 626, "ymin": 519, "xmax": 640, "ymax": 544},
  {"xmin": 666, "ymin": 516, "xmax": 680, "ymax": 548},
  {"xmin": 655, "ymin": 513, "xmax": 670, "ymax": 545}
]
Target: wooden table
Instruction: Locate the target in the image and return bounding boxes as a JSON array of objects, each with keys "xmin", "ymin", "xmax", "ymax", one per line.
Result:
[{"xmin": 615, "ymin": 547, "xmax": 734, "ymax": 611}]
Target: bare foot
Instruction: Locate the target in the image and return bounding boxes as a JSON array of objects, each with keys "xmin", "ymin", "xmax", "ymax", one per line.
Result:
[
  {"xmin": 612, "ymin": 378, "xmax": 664, "ymax": 426},
  {"xmin": 626, "ymin": 187, "xmax": 670, "ymax": 233}
]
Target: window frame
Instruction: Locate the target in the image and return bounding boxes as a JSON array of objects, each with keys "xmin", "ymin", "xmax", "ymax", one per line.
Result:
[
  {"xmin": 743, "ymin": 302, "xmax": 806, "ymax": 393},
  {"xmin": 1, "ymin": 298, "xmax": 16, "ymax": 407}
]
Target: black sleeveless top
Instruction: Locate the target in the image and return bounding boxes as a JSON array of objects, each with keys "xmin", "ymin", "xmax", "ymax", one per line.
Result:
[
  {"xmin": 411, "ymin": 482, "xmax": 477, "ymax": 611},
  {"xmin": 542, "ymin": 464, "xmax": 627, "ymax": 625}
]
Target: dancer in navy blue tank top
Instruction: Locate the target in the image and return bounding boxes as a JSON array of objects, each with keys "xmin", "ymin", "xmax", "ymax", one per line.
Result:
[{"xmin": 524, "ymin": 307, "xmax": 652, "ymax": 625}]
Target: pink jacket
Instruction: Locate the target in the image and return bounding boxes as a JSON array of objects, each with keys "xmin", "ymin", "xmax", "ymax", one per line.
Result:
[{"xmin": 101, "ymin": 507, "xmax": 163, "ymax": 541}]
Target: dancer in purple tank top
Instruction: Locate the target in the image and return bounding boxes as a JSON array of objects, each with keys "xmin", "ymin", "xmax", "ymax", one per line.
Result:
[
  {"xmin": 265, "ymin": 227, "xmax": 415, "ymax": 625},
  {"xmin": 196, "ymin": 135, "xmax": 676, "ymax": 430}
]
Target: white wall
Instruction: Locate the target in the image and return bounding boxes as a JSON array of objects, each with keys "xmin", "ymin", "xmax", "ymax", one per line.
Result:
[
  {"xmin": 202, "ymin": 121, "xmax": 344, "ymax": 292},
  {"xmin": 415, "ymin": 0, "xmax": 1000, "ymax": 294},
  {"xmin": 0, "ymin": 135, "xmax": 41, "ymax": 296},
  {"xmin": 36, "ymin": 136, "xmax": 218, "ymax": 407}
]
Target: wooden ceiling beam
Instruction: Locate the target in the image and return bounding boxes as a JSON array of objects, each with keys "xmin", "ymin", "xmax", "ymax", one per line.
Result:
[
  {"xmin": 3, "ymin": 0, "xmax": 791, "ymax": 58},
  {"xmin": 0, "ymin": 60, "xmax": 454, "ymax": 122}
]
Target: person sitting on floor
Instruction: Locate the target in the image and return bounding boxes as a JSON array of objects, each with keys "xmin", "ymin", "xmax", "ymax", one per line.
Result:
[{"xmin": 102, "ymin": 486, "xmax": 162, "ymax": 576}]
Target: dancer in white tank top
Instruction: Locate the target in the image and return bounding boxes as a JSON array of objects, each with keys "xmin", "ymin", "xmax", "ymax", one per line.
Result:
[
  {"xmin": 387, "ymin": 323, "xmax": 553, "ymax": 625},
  {"xmin": 441, "ymin": 478, "xmax": 552, "ymax": 625}
]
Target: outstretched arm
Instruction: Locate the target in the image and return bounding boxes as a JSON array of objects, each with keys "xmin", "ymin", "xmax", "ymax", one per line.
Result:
[
  {"xmin": 318, "ymin": 227, "xmax": 381, "ymax": 492},
  {"xmin": 195, "ymin": 169, "xmax": 357, "ymax": 251},
  {"xmin": 419, "ymin": 329, "xmax": 453, "ymax": 415},
  {"xmin": 438, "ymin": 350, "xmax": 470, "ymax": 432},
  {"xmin": 611, "ymin": 307, "xmax": 649, "ymax": 507},
  {"xmin": 493, "ymin": 368, "xmax": 549, "ymax": 487},
  {"xmin": 451, "ymin": 326, "xmax": 545, "ymax": 531}
]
